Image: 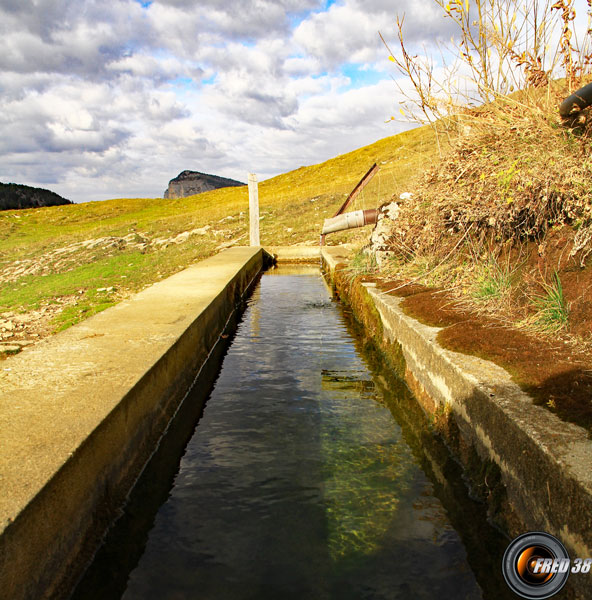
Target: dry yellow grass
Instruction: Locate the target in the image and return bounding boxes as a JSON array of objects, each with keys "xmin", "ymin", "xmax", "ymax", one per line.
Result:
[{"xmin": 0, "ymin": 124, "xmax": 436, "ymax": 334}]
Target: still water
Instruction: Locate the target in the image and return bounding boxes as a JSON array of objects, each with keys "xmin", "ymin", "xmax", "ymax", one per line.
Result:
[{"xmin": 72, "ymin": 267, "xmax": 512, "ymax": 600}]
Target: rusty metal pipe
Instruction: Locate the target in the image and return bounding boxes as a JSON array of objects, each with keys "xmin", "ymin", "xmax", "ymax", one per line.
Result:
[
  {"xmin": 321, "ymin": 208, "xmax": 378, "ymax": 235},
  {"xmin": 331, "ymin": 163, "xmax": 379, "ymax": 217}
]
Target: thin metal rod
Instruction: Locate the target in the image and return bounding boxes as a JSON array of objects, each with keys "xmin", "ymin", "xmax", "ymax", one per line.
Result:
[{"xmin": 332, "ymin": 163, "xmax": 379, "ymax": 218}]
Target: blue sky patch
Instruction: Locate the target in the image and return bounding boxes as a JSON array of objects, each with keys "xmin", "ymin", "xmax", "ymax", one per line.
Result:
[
  {"xmin": 289, "ymin": 0, "xmax": 338, "ymax": 28},
  {"xmin": 169, "ymin": 76, "xmax": 195, "ymax": 90},
  {"xmin": 341, "ymin": 64, "xmax": 383, "ymax": 89},
  {"xmin": 201, "ymin": 74, "xmax": 216, "ymax": 86}
]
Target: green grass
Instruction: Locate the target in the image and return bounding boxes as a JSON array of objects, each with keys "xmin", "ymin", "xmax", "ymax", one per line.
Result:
[
  {"xmin": 343, "ymin": 249, "xmax": 378, "ymax": 281},
  {"xmin": 472, "ymin": 257, "xmax": 514, "ymax": 302},
  {"xmin": 0, "ymin": 252, "xmax": 151, "ymax": 309},
  {"xmin": 53, "ymin": 295, "xmax": 118, "ymax": 332},
  {"xmin": 531, "ymin": 272, "xmax": 569, "ymax": 332},
  {"xmin": 0, "ymin": 125, "xmax": 437, "ymax": 331}
]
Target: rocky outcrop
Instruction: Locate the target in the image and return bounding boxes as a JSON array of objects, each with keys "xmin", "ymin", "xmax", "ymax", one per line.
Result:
[
  {"xmin": 369, "ymin": 200, "xmax": 401, "ymax": 268},
  {"xmin": 369, "ymin": 193, "xmax": 415, "ymax": 268},
  {"xmin": 0, "ymin": 182, "xmax": 72, "ymax": 211},
  {"xmin": 164, "ymin": 170, "xmax": 245, "ymax": 199}
]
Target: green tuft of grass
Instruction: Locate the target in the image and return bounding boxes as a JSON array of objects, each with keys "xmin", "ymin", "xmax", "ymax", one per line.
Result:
[
  {"xmin": 531, "ymin": 272, "xmax": 569, "ymax": 332},
  {"xmin": 472, "ymin": 257, "xmax": 514, "ymax": 302},
  {"xmin": 344, "ymin": 249, "xmax": 378, "ymax": 281}
]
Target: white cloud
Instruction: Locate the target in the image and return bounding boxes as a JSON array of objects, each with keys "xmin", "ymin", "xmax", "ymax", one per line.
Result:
[
  {"xmin": 293, "ymin": 2, "xmax": 386, "ymax": 71},
  {"xmin": 0, "ymin": 0, "xmax": 507, "ymax": 202}
]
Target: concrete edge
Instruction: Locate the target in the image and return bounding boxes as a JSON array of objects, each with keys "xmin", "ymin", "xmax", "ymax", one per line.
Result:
[
  {"xmin": 321, "ymin": 247, "xmax": 592, "ymax": 598},
  {"xmin": 266, "ymin": 245, "xmax": 321, "ymax": 263},
  {"xmin": 0, "ymin": 246, "xmax": 271, "ymax": 600},
  {"xmin": 266, "ymin": 244, "xmax": 354, "ymax": 263}
]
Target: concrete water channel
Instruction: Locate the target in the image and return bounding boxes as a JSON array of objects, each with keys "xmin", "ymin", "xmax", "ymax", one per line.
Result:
[
  {"xmin": 3, "ymin": 246, "xmax": 590, "ymax": 599},
  {"xmin": 68, "ymin": 265, "xmax": 511, "ymax": 599}
]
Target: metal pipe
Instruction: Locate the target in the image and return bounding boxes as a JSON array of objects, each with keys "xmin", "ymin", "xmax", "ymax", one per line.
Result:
[
  {"xmin": 320, "ymin": 163, "xmax": 380, "ymax": 246},
  {"xmin": 321, "ymin": 208, "xmax": 378, "ymax": 235},
  {"xmin": 331, "ymin": 163, "xmax": 379, "ymax": 218},
  {"xmin": 559, "ymin": 82, "xmax": 592, "ymax": 119}
]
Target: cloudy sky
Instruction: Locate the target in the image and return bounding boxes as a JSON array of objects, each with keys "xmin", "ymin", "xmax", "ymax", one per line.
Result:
[
  {"xmin": 0, "ymin": 0, "xmax": 450, "ymax": 202},
  {"xmin": 0, "ymin": 0, "xmax": 589, "ymax": 203}
]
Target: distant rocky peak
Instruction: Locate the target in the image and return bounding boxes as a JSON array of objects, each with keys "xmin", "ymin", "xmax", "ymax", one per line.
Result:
[{"xmin": 164, "ymin": 170, "xmax": 245, "ymax": 199}]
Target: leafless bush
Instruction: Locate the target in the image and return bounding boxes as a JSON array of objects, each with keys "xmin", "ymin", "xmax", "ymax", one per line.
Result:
[{"xmin": 382, "ymin": 0, "xmax": 592, "ymax": 128}]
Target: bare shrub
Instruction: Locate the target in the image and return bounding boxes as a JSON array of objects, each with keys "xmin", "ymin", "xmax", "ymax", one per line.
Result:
[{"xmin": 382, "ymin": 0, "xmax": 592, "ymax": 126}]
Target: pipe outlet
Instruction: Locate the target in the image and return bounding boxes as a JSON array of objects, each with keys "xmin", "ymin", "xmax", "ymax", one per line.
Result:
[{"xmin": 321, "ymin": 208, "xmax": 378, "ymax": 235}]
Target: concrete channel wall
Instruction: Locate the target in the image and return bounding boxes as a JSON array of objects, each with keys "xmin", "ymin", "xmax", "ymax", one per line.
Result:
[
  {"xmin": 265, "ymin": 244, "xmax": 353, "ymax": 264},
  {"xmin": 321, "ymin": 247, "xmax": 592, "ymax": 600},
  {"xmin": 0, "ymin": 247, "xmax": 270, "ymax": 600},
  {"xmin": 266, "ymin": 245, "xmax": 321, "ymax": 262}
]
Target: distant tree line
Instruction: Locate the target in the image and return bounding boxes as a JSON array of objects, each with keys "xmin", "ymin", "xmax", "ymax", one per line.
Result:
[{"xmin": 0, "ymin": 182, "xmax": 72, "ymax": 210}]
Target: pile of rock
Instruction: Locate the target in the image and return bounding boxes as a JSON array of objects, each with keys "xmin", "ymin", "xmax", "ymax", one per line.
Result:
[
  {"xmin": 368, "ymin": 193, "xmax": 412, "ymax": 268},
  {"xmin": 0, "ymin": 314, "xmax": 39, "ymax": 354}
]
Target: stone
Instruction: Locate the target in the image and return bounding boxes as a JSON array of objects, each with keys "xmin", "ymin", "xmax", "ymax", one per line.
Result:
[
  {"xmin": 369, "ymin": 201, "xmax": 400, "ymax": 269},
  {"xmin": 0, "ymin": 344, "xmax": 21, "ymax": 353},
  {"xmin": 164, "ymin": 170, "xmax": 245, "ymax": 199},
  {"xmin": 173, "ymin": 232, "xmax": 191, "ymax": 244},
  {"xmin": 190, "ymin": 226, "xmax": 210, "ymax": 235}
]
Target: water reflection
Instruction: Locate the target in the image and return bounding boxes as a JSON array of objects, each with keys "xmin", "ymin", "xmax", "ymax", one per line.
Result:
[{"xmin": 71, "ymin": 267, "xmax": 511, "ymax": 600}]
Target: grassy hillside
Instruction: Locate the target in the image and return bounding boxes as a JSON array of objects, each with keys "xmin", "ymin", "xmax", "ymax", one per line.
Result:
[
  {"xmin": 376, "ymin": 84, "xmax": 592, "ymax": 336},
  {"xmin": 0, "ymin": 125, "xmax": 436, "ymax": 336},
  {"xmin": 358, "ymin": 82, "xmax": 592, "ymax": 433}
]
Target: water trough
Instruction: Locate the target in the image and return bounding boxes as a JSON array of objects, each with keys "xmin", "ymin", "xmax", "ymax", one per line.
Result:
[
  {"xmin": 0, "ymin": 247, "xmax": 271, "ymax": 600},
  {"xmin": 70, "ymin": 264, "xmax": 513, "ymax": 599},
  {"xmin": 4, "ymin": 242, "xmax": 592, "ymax": 599}
]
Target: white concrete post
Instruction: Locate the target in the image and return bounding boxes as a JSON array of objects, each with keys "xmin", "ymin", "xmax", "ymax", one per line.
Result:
[{"xmin": 248, "ymin": 173, "xmax": 260, "ymax": 246}]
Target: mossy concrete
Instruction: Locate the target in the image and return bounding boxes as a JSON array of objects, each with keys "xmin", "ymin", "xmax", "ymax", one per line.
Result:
[
  {"xmin": 0, "ymin": 246, "xmax": 269, "ymax": 600},
  {"xmin": 322, "ymin": 246, "xmax": 592, "ymax": 600}
]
